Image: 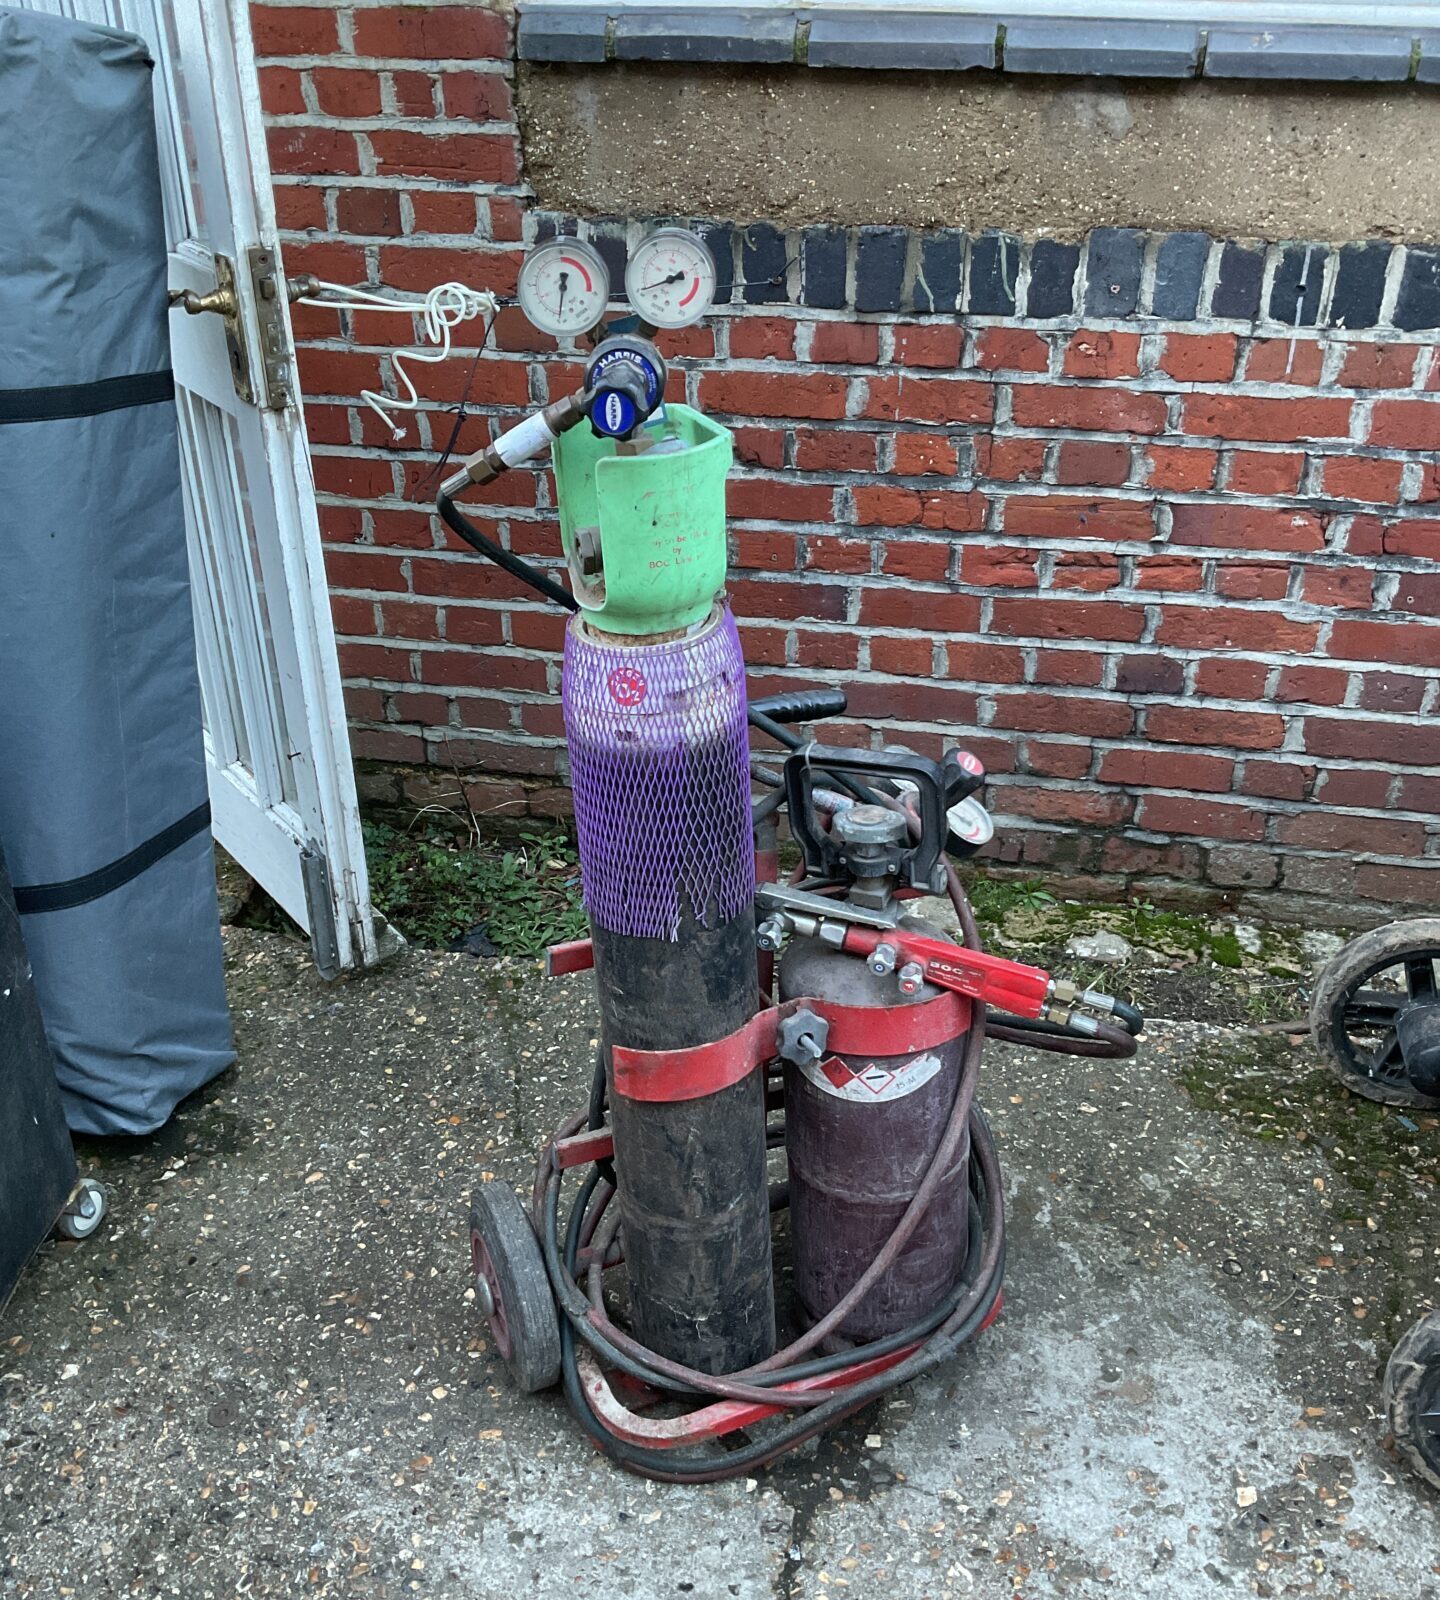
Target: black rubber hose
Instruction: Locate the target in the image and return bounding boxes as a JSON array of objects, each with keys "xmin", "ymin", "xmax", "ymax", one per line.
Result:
[
  {"xmin": 1109, "ymin": 996, "xmax": 1145, "ymax": 1036},
  {"xmin": 437, "ymin": 488, "xmax": 578, "ymax": 612}
]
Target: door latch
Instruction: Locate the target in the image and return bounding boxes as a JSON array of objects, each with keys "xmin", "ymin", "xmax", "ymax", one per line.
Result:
[{"xmin": 168, "ymin": 246, "xmax": 297, "ymax": 412}]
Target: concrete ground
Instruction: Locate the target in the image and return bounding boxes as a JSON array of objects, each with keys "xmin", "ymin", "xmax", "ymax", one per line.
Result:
[{"xmin": 3, "ymin": 928, "xmax": 1438, "ymax": 1599}]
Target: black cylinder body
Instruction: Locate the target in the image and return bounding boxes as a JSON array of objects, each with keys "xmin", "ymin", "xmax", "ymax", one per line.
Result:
[{"xmin": 779, "ymin": 917, "xmax": 971, "ymax": 1340}]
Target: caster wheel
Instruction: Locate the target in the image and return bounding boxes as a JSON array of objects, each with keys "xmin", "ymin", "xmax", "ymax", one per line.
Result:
[
  {"xmin": 469, "ymin": 1182, "xmax": 561, "ymax": 1393},
  {"xmin": 1384, "ymin": 1307, "xmax": 1440, "ymax": 1492},
  {"xmin": 53, "ymin": 1177, "xmax": 107, "ymax": 1242},
  {"xmin": 1309, "ymin": 919, "xmax": 1440, "ymax": 1109}
]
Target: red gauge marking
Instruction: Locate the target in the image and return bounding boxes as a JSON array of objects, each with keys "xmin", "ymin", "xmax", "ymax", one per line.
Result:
[
  {"xmin": 678, "ymin": 277, "xmax": 700, "ymax": 308},
  {"xmin": 559, "ymin": 255, "xmax": 593, "ymax": 291}
]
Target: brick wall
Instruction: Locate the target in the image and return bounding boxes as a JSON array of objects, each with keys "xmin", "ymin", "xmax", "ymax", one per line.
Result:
[{"xmin": 255, "ymin": 2, "xmax": 1440, "ymax": 921}]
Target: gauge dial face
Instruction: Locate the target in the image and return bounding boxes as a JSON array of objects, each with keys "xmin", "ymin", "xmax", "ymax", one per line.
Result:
[
  {"xmin": 516, "ymin": 237, "xmax": 610, "ymax": 338},
  {"xmin": 625, "ymin": 229, "xmax": 718, "ymax": 329}
]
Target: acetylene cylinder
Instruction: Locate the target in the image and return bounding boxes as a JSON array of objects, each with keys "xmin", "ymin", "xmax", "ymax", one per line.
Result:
[
  {"xmin": 563, "ymin": 606, "xmax": 775, "ymax": 1375},
  {"xmin": 779, "ymin": 917, "xmax": 973, "ymax": 1340}
]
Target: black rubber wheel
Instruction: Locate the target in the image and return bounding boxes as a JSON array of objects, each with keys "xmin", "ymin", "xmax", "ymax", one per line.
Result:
[
  {"xmin": 469, "ymin": 1182, "xmax": 561, "ymax": 1392},
  {"xmin": 1384, "ymin": 1307, "xmax": 1440, "ymax": 1492},
  {"xmin": 1309, "ymin": 920, "xmax": 1440, "ymax": 1110}
]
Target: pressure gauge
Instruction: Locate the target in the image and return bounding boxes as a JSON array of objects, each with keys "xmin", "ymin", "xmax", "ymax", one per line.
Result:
[
  {"xmin": 625, "ymin": 228, "xmax": 718, "ymax": 329},
  {"xmin": 516, "ymin": 236, "xmax": 610, "ymax": 338}
]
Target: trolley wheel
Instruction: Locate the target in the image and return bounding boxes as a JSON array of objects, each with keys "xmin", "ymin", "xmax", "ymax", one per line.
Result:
[
  {"xmin": 469, "ymin": 1182, "xmax": 561, "ymax": 1393},
  {"xmin": 1384, "ymin": 1307, "xmax": 1440, "ymax": 1492},
  {"xmin": 53, "ymin": 1177, "xmax": 108, "ymax": 1242},
  {"xmin": 1309, "ymin": 919, "xmax": 1440, "ymax": 1110}
]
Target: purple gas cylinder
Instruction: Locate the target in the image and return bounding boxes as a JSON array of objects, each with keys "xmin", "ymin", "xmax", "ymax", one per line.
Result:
[{"xmin": 778, "ymin": 911, "xmax": 974, "ymax": 1340}]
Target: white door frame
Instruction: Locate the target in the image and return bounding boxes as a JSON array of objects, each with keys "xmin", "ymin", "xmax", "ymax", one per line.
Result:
[{"xmin": 15, "ymin": 0, "xmax": 384, "ymax": 974}]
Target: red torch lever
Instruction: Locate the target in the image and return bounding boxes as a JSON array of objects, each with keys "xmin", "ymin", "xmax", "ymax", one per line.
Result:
[{"xmin": 840, "ymin": 926, "xmax": 1053, "ymax": 1018}]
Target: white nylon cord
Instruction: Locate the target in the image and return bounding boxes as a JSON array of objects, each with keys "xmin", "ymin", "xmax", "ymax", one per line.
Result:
[{"xmin": 296, "ymin": 280, "xmax": 497, "ymax": 441}]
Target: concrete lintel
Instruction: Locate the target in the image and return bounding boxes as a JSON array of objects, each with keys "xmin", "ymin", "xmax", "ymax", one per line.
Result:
[
  {"xmin": 1204, "ymin": 26, "xmax": 1415, "ymax": 82},
  {"xmin": 516, "ymin": 6, "xmax": 609, "ymax": 63},
  {"xmin": 1003, "ymin": 18, "xmax": 1199, "ymax": 79},
  {"xmin": 612, "ymin": 9, "xmax": 798, "ymax": 64},
  {"xmin": 808, "ymin": 13, "xmax": 995, "ymax": 71}
]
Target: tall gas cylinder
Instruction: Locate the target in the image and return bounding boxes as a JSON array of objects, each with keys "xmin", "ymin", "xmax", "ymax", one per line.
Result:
[
  {"xmin": 779, "ymin": 901, "xmax": 974, "ymax": 1341},
  {"xmin": 559, "ymin": 410, "xmax": 774, "ymax": 1377}
]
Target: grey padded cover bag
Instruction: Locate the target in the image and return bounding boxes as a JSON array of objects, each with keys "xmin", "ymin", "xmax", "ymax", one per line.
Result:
[{"xmin": 0, "ymin": 8, "xmax": 235, "ymax": 1134}]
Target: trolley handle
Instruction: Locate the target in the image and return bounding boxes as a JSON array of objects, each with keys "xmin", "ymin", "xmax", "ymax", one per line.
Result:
[{"xmin": 748, "ymin": 690, "xmax": 848, "ymax": 726}]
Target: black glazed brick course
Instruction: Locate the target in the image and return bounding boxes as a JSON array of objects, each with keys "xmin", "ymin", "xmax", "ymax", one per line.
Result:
[
  {"xmin": 1026, "ymin": 239, "xmax": 1079, "ymax": 319},
  {"xmin": 800, "ymin": 226, "xmax": 847, "ymax": 309},
  {"xmin": 855, "ymin": 227, "xmax": 907, "ymax": 313},
  {"xmin": 1085, "ymin": 228, "xmax": 1144, "ymax": 318},
  {"xmin": 1332, "ymin": 242, "xmax": 1392, "ymax": 329},
  {"xmin": 1269, "ymin": 244, "xmax": 1325, "ymax": 326},
  {"xmin": 1152, "ymin": 232, "xmax": 1209, "ymax": 320},
  {"xmin": 1212, "ymin": 242, "xmax": 1265, "ymax": 321},
  {"xmin": 741, "ymin": 223, "xmax": 788, "ymax": 304},
  {"xmin": 913, "ymin": 232, "xmax": 962, "ymax": 313},
  {"xmin": 697, "ymin": 222, "xmax": 736, "ymax": 304},
  {"xmin": 968, "ymin": 232, "xmax": 1020, "ymax": 315},
  {"xmin": 1394, "ymin": 247, "xmax": 1440, "ymax": 331}
]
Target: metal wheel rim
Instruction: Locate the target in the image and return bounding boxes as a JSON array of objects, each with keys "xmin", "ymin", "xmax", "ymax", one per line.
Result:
[
  {"xmin": 471, "ymin": 1226, "xmax": 513, "ymax": 1358},
  {"xmin": 1328, "ymin": 948, "xmax": 1440, "ymax": 1092}
]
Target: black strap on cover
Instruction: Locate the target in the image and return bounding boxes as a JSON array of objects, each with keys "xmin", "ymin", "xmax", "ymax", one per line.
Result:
[
  {"xmin": 0, "ymin": 369, "xmax": 175, "ymax": 425},
  {"xmin": 13, "ymin": 802, "xmax": 212, "ymax": 916}
]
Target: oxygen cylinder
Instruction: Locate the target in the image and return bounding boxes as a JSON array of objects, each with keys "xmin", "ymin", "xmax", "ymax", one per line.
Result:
[{"xmin": 779, "ymin": 911, "xmax": 974, "ymax": 1341}]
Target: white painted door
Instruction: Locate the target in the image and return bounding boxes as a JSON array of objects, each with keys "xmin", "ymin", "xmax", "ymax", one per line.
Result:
[{"xmin": 16, "ymin": 0, "xmax": 384, "ymax": 974}]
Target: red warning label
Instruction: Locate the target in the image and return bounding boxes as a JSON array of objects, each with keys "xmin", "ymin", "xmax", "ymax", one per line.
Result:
[
  {"xmin": 802, "ymin": 1050, "xmax": 943, "ymax": 1103},
  {"xmin": 607, "ymin": 665, "xmax": 647, "ymax": 707}
]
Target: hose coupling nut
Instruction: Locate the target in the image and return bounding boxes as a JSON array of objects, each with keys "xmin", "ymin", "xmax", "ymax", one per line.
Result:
[
  {"xmin": 868, "ymin": 942, "xmax": 898, "ymax": 976},
  {"xmin": 756, "ymin": 916, "xmax": 789, "ymax": 954},
  {"xmin": 896, "ymin": 961, "xmax": 925, "ymax": 998}
]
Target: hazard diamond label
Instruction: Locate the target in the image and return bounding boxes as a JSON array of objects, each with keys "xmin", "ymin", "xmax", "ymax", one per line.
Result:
[{"xmin": 802, "ymin": 1049, "xmax": 943, "ymax": 1103}]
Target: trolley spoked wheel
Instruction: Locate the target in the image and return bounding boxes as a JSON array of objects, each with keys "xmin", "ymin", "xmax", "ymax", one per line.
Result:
[
  {"xmin": 53, "ymin": 1177, "xmax": 108, "ymax": 1242},
  {"xmin": 1309, "ymin": 919, "xmax": 1440, "ymax": 1110},
  {"xmin": 1385, "ymin": 1307, "xmax": 1440, "ymax": 1492},
  {"xmin": 469, "ymin": 1182, "xmax": 561, "ymax": 1393}
]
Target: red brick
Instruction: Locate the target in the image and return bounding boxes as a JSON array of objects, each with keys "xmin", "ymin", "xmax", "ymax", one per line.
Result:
[
  {"xmin": 1184, "ymin": 394, "xmax": 1352, "ymax": 442},
  {"xmin": 728, "ymin": 479, "xmax": 833, "ymax": 522},
  {"xmin": 988, "ymin": 693, "xmax": 1133, "ymax": 738},
  {"xmin": 441, "ymin": 69, "xmax": 513, "ymax": 122},
  {"xmin": 1146, "ymin": 705, "xmax": 1285, "ymax": 750},
  {"xmin": 1168, "ymin": 503, "xmax": 1325, "ymax": 552},
  {"xmin": 370, "ymin": 129, "xmax": 517, "ymax": 183},
  {"xmin": 409, "ymin": 190, "xmax": 478, "ymax": 234},
  {"xmin": 1055, "ymin": 440, "xmax": 1130, "ymax": 487},
  {"xmin": 324, "ymin": 548, "xmax": 408, "ymax": 592},
  {"xmin": 353, "ymin": 6, "xmax": 510, "ymax": 59},
  {"xmin": 730, "ymin": 318, "xmax": 796, "ymax": 361},
  {"xmin": 1398, "ymin": 775, "xmax": 1440, "ymax": 810},
  {"xmin": 732, "ymin": 426, "xmax": 786, "ymax": 470},
  {"xmin": 1145, "ymin": 446, "xmax": 1216, "ymax": 493},
  {"xmin": 1102, "ymin": 837, "xmax": 1202, "ymax": 878},
  {"xmin": 486, "ymin": 197, "xmax": 525, "ymax": 242},
  {"xmin": 1277, "ymin": 814, "xmax": 1427, "ymax": 855},
  {"xmin": 266, "ymin": 126, "xmax": 358, "ymax": 176},
  {"xmin": 1051, "ymin": 551, "xmax": 1122, "ymax": 592},
  {"xmin": 700, "ymin": 371, "xmax": 847, "ymax": 420},
  {"xmin": 302, "ymin": 403, "xmax": 352, "ymax": 447},
  {"xmin": 858, "ymin": 589, "xmax": 980, "ymax": 633},
  {"xmin": 335, "ymin": 186, "xmax": 404, "ymax": 236},
  {"xmin": 273, "ymin": 185, "xmax": 327, "ymax": 229},
  {"xmin": 1322, "ymin": 455, "xmax": 1404, "ymax": 503},
  {"xmin": 1320, "ymin": 769, "xmax": 1393, "ymax": 808},
  {"xmin": 1012, "ymin": 386, "xmax": 1167, "ymax": 435},
  {"xmin": 893, "ymin": 325, "xmax": 964, "ymax": 368},
  {"xmin": 1339, "ymin": 342, "xmax": 1421, "ymax": 389},
  {"xmin": 1239, "ymin": 760, "xmax": 1312, "ymax": 802},
  {"xmin": 1273, "ymin": 664, "xmax": 1346, "ymax": 706},
  {"xmin": 1393, "ymin": 570, "xmax": 1440, "ymax": 615},
  {"xmin": 370, "ymin": 509, "xmax": 435, "ymax": 549},
  {"xmin": 980, "ymin": 436, "xmax": 1047, "ymax": 482},
  {"xmin": 1358, "ymin": 671, "xmax": 1427, "ymax": 714},
  {"xmin": 1329, "ymin": 618, "xmax": 1440, "ymax": 668},
  {"xmin": 1024, "ymin": 741, "xmax": 1093, "ymax": 780},
  {"xmin": 944, "ymin": 642, "xmax": 1026, "ymax": 684},
  {"xmin": 809, "ymin": 323, "xmax": 879, "ymax": 364},
  {"xmin": 1098, "ymin": 749, "xmax": 1235, "ymax": 793},
  {"xmin": 1244, "ymin": 338, "xmax": 1324, "ymax": 385},
  {"xmin": 1032, "ymin": 648, "xmax": 1105, "ymax": 685},
  {"xmin": 1369, "ymin": 399, "xmax": 1440, "ymax": 450},
  {"xmin": 1062, "ymin": 330, "xmax": 1140, "ymax": 380},
  {"xmin": 258, "ymin": 65, "xmax": 305, "ymax": 114},
  {"xmin": 311, "ymin": 452, "xmax": 396, "ymax": 499},
  {"xmin": 1300, "ymin": 566, "xmax": 1373, "ymax": 608},
  {"xmin": 444, "ymin": 608, "xmax": 505, "ymax": 646},
  {"xmin": 1194, "ymin": 657, "xmax": 1269, "ymax": 699},
  {"xmin": 379, "ymin": 600, "xmax": 444, "ymax": 640},
  {"xmin": 989, "ymin": 597, "xmax": 1145, "ymax": 643},
  {"xmin": 997, "ymin": 787, "xmax": 1132, "ymax": 827},
  {"xmin": 1138, "ymin": 794, "xmax": 1266, "ymax": 842},
  {"xmin": 1226, "ymin": 449, "xmax": 1304, "ymax": 495},
  {"xmin": 1159, "ymin": 333, "xmax": 1238, "ymax": 384},
  {"xmin": 793, "ymin": 429, "xmax": 876, "ymax": 472},
  {"xmin": 733, "ymin": 529, "xmax": 797, "ymax": 572},
  {"xmin": 1134, "ymin": 555, "xmax": 1205, "ymax": 592},
  {"xmin": 960, "ymin": 545, "xmax": 1038, "ymax": 587},
  {"xmin": 1116, "ymin": 653, "xmax": 1192, "ymax": 694},
  {"xmin": 730, "ymin": 578, "xmax": 847, "ymax": 623},
  {"xmin": 870, "ymin": 635, "xmax": 935, "ymax": 675},
  {"xmin": 882, "ymin": 540, "xmax": 952, "ymax": 582},
  {"xmin": 975, "ymin": 329, "xmax": 1049, "ymax": 373},
  {"xmin": 330, "ymin": 594, "xmax": 378, "ymax": 635},
  {"xmin": 252, "ymin": 5, "xmax": 338, "ymax": 53},
  {"xmin": 864, "ymin": 377, "xmax": 993, "ymax": 425},
  {"xmin": 339, "ymin": 641, "xmax": 413, "ymax": 681},
  {"xmin": 793, "ymin": 629, "xmax": 859, "ymax": 669},
  {"xmin": 390, "ymin": 69, "xmax": 438, "ymax": 117},
  {"xmin": 1381, "ymin": 518, "xmax": 1440, "ymax": 558},
  {"xmin": 1213, "ymin": 563, "xmax": 1291, "ymax": 602},
  {"xmin": 311, "ymin": 66, "xmax": 383, "ymax": 116},
  {"xmin": 1002, "ymin": 494, "xmax": 1155, "ymax": 542},
  {"xmin": 1354, "ymin": 864, "xmax": 1440, "ymax": 904},
  {"xmin": 852, "ymin": 486, "xmax": 985, "ymax": 532},
  {"xmin": 894, "ymin": 433, "xmax": 958, "ymax": 476}
]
